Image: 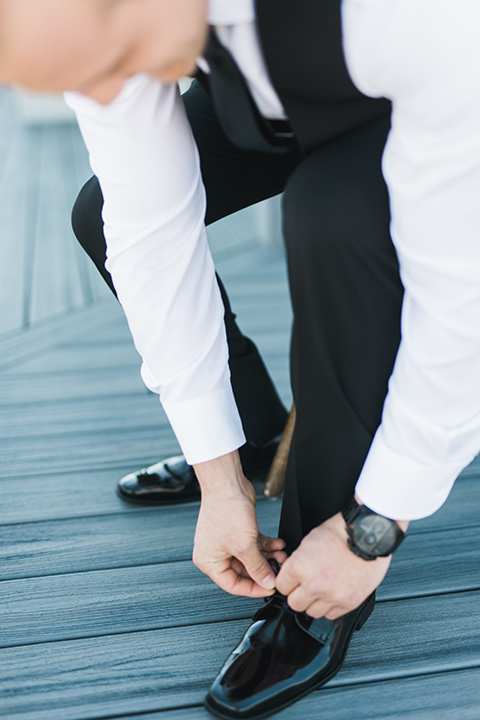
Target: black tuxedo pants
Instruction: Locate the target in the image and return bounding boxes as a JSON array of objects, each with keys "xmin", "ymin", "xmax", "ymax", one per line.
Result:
[{"xmin": 72, "ymin": 80, "xmax": 403, "ymax": 551}]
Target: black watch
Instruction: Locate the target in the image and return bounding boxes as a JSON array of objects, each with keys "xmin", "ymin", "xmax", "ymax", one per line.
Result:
[{"xmin": 342, "ymin": 497, "xmax": 406, "ymax": 561}]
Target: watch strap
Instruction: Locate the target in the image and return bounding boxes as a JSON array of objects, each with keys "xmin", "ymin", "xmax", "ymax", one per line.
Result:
[{"xmin": 342, "ymin": 496, "xmax": 364, "ymax": 525}]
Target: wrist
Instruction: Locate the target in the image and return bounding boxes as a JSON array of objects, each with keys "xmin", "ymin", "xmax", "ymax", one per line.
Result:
[
  {"xmin": 343, "ymin": 495, "xmax": 407, "ymax": 560},
  {"xmin": 193, "ymin": 450, "xmax": 251, "ymax": 498}
]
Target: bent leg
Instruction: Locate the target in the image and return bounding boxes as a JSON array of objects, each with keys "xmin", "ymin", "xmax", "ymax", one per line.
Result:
[
  {"xmin": 71, "ymin": 79, "xmax": 301, "ymax": 445},
  {"xmin": 280, "ymin": 115, "xmax": 404, "ymax": 550}
]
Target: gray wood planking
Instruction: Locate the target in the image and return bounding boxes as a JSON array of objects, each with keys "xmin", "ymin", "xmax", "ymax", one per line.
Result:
[
  {"xmin": 0, "ymin": 114, "xmax": 479, "ymax": 719},
  {"xmin": 1, "ymin": 525, "xmax": 480, "ymax": 648},
  {"xmin": 1, "ymin": 594, "xmax": 479, "ymax": 720},
  {"xmin": 0, "ymin": 89, "xmax": 109, "ymax": 338}
]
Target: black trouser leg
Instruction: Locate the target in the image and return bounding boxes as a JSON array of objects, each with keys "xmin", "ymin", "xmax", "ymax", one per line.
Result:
[
  {"xmin": 71, "ymin": 79, "xmax": 302, "ymax": 446},
  {"xmin": 279, "ymin": 115, "xmax": 404, "ymax": 551}
]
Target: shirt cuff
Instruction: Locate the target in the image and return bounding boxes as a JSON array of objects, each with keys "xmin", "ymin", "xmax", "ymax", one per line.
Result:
[
  {"xmin": 354, "ymin": 431, "xmax": 469, "ymax": 521},
  {"xmin": 162, "ymin": 384, "xmax": 246, "ymax": 465}
]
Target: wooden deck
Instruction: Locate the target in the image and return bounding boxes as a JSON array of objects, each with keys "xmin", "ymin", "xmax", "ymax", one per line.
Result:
[{"xmin": 0, "ymin": 91, "xmax": 479, "ymax": 720}]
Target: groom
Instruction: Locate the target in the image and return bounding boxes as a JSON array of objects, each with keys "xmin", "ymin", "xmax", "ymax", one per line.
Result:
[{"xmin": 1, "ymin": 0, "xmax": 479, "ymax": 717}]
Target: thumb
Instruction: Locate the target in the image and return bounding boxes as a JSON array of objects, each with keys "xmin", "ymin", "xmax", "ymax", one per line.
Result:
[{"xmin": 240, "ymin": 544, "xmax": 276, "ymax": 591}]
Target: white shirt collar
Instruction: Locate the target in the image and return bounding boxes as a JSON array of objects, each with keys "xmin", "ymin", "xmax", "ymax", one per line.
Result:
[{"xmin": 208, "ymin": 0, "xmax": 255, "ymax": 25}]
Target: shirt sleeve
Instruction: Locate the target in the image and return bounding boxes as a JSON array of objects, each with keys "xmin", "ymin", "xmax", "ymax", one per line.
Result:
[
  {"xmin": 342, "ymin": 0, "xmax": 480, "ymax": 519},
  {"xmin": 65, "ymin": 76, "xmax": 245, "ymax": 464}
]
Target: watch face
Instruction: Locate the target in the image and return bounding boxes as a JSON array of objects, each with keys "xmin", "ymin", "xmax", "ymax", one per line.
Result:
[{"xmin": 353, "ymin": 514, "xmax": 397, "ymax": 556}]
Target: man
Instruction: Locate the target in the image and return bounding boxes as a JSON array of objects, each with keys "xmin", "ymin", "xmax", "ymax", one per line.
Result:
[{"xmin": 1, "ymin": 0, "xmax": 479, "ymax": 717}]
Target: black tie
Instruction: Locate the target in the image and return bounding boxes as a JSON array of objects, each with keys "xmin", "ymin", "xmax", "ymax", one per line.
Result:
[{"xmin": 201, "ymin": 27, "xmax": 295, "ymax": 153}]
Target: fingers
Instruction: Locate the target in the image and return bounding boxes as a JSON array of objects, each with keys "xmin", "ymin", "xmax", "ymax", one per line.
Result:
[
  {"xmin": 216, "ymin": 566, "xmax": 275, "ymax": 598},
  {"xmin": 285, "ymin": 585, "xmax": 308, "ymax": 613},
  {"xmin": 285, "ymin": 584, "xmax": 348, "ymax": 619},
  {"xmin": 275, "ymin": 554, "xmax": 299, "ymax": 597},
  {"xmin": 304, "ymin": 600, "xmax": 343, "ymax": 620},
  {"xmin": 229, "ymin": 557, "xmax": 250, "ymax": 579},
  {"xmin": 229, "ymin": 534, "xmax": 286, "ymax": 591},
  {"xmin": 258, "ymin": 535, "xmax": 286, "ymax": 552},
  {"xmin": 239, "ymin": 542, "xmax": 277, "ymax": 591},
  {"xmin": 258, "ymin": 534, "xmax": 287, "ymax": 566}
]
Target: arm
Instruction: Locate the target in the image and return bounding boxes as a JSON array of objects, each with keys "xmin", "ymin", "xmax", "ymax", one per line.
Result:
[
  {"xmin": 66, "ymin": 78, "xmax": 286, "ymax": 596},
  {"xmin": 277, "ymin": 2, "xmax": 480, "ymax": 615},
  {"xmin": 276, "ymin": 499, "xmax": 408, "ymax": 618},
  {"xmin": 343, "ymin": 1, "xmax": 480, "ymax": 521},
  {"xmin": 65, "ymin": 76, "xmax": 245, "ymax": 465}
]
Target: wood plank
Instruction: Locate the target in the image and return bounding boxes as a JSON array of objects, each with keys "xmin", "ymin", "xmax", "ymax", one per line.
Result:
[
  {"xmin": 0, "ymin": 497, "xmax": 277, "ymax": 579},
  {"xmin": 0, "ymin": 427, "xmax": 180, "ymax": 479},
  {"xmin": 0, "ymin": 332, "xmax": 288, "ymax": 409},
  {"xmin": 0, "ymin": 350, "xmax": 287, "ymax": 396},
  {"xmin": 0, "ymin": 366, "xmax": 287, "ymax": 436},
  {"xmin": 0, "ymin": 467, "xmax": 157, "ymax": 525},
  {"xmin": 0, "ymin": 451, "xmax": 476, "ymax": 524},
  {"xmin": 0, "ymin": 362, "xmax": 289, "ymax": 439},
  {"xmin": 2, "ymin": 341, "xmax": 152, "ymax": 374},
  {"xmin": 0, "ymin": 592, "xmax": 478, "ymax": 720},
  {"xmin": 0, "ymin": 476, "xmax": 478, "ymax": 576},
  {"xmin": 124, "ymin": 667, "xmax": 480, "ymax": 720},
  {"xmin": 0, "ymin": 523, "xmax": 479, "ymax": 648},
  {"xmin": 0, "ymin": 562, "xmax": 253, "ymax": 648},
  {"xmin": 3, "ymin": 322, "xmax": 289, "ymax": 375},
  {"xmin": 0, "ymin": 364, "xmax": 286, "ymax": 404},
  {"xmin": 0, "ymin": 393, "xmax": 166, "ymax": 437},
  {"xmin": 0, "ymin": 366, "xmax": 147, "ymax": 406},
  {"xmin": 0, "ymin": 297, "xmax": 119, "ymax": 370}
]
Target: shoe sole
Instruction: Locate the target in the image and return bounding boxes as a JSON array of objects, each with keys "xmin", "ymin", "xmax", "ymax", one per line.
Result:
[
  {"xmin": 204, "ymin": 593, "xmax": 375, "ymax": 720},
  {"xmin": 116, "ymin": 485, "xmax": 201, "ymax": 506}
]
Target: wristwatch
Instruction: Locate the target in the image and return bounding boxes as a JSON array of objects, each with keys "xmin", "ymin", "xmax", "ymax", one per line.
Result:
[{"xmin": 342, "ymin": 497, "xmax": 406, "ymax": 561}]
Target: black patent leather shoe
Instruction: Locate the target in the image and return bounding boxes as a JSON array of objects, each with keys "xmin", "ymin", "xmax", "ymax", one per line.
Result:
[
  {"xmin": 117, "ymin": 436, "xmax": 280, "ymax": 505},
  {"xmin": 205, "ymin": 591, "xmax": 375, "ymax": 720}
]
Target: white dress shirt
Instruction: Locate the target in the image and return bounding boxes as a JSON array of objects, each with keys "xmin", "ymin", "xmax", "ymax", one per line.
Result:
[{"xmin": 66, "ymin": 0, "xmax": 480, "ymax": 521}]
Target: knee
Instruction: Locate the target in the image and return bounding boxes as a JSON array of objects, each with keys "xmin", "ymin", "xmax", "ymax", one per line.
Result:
[{"xmin": 71, "ymin": 176, "xmax": 105, "ymax": 254}]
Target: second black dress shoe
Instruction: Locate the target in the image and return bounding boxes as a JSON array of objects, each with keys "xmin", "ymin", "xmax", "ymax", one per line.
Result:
[
  {"xmin": 117, "ymin": 436, "xmax": 280, "ymax": 505},
  {"xmin": 205, "ymin": 591, "xmax": 375, "ymax": 720}
]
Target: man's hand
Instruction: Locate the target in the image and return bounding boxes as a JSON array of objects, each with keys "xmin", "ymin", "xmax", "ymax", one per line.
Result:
[
  {"xmin": 276, "ymin": 510, "xmax": 406, "ymax": 619},
  {"xmin": 193, "ymin": 451, "xmax": 287, "ymax": 598}
]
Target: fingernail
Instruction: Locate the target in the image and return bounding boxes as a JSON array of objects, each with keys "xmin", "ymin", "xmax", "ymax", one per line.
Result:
[{"xmin": 261, "ymin": 573, "xmax": 276, "ymax": 590}]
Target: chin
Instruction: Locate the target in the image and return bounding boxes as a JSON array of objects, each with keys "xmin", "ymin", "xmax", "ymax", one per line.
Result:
[{"xmin": 153, "ymin": 61, "xmax": 197, "ymax": 84}]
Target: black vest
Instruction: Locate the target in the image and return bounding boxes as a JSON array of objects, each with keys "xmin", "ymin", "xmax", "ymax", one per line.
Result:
[
  {"xmin": 255, "ymin": 0, "xmax": 390, "ymax": 153},
  {"xmin": 201, "ymin": 0, "xmax": 390, "ymax": 154}
]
